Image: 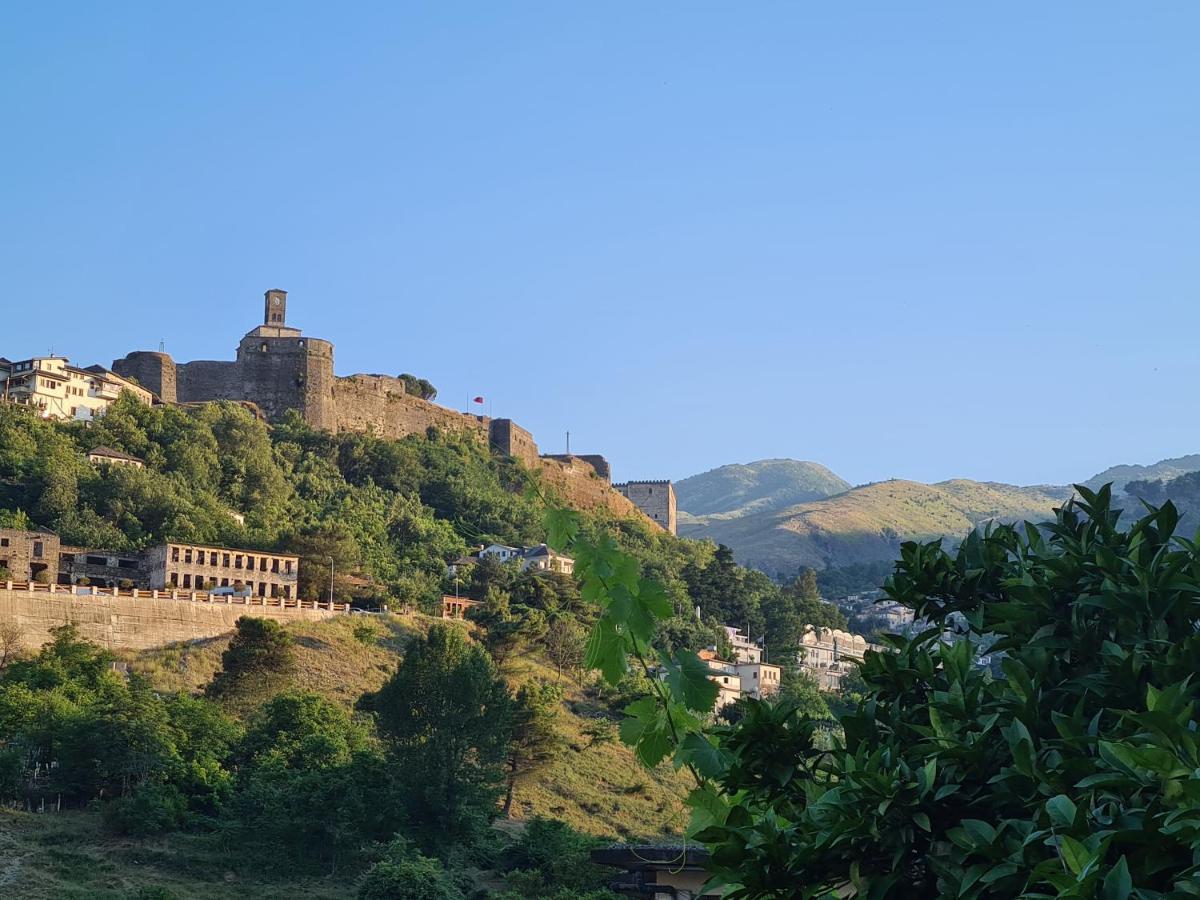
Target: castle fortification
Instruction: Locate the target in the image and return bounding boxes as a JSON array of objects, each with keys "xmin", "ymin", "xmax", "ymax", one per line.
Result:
[{"xmin": 112, "ymin": 290, "xmax": 649, "ymax": 521}]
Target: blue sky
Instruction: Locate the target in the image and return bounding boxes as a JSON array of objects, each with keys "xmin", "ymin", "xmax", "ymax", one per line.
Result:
[{"xmin": 2, "ymin": 3, "xmax": 1197, "ymax": 487}]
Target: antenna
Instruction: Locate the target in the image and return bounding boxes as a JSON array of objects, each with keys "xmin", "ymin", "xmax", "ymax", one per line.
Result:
[
  {"xmin": 159, "ymin": 339, "xmax": 166, "ymax": 353},
  {"xmin": 566, "ymin": 430, "xmax": 571, "ymax": 455}
]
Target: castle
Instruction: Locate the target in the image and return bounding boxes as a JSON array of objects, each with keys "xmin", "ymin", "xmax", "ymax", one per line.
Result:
[{"xmin": 111, "ymin": 290, "xmax": 677, "ymax": 533}]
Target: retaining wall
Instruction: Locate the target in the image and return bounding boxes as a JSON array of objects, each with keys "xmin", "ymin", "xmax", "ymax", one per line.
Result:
[{"xmin": 0, "ymin": 584, "xmax": 344, "ymax": 651}]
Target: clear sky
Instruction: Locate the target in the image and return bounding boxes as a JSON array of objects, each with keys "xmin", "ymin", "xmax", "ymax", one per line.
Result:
[{"xmin": 3, "ymin": 3, "xmax": 1197, "ymax": 487}]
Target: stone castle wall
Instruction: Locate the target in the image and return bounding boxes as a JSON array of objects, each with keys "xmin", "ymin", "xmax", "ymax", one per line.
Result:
[
  {"xmin": 333, "ymin": 374, "xmax": 489, "ymax": 441},
  {"xmin": 113, "ymin": 351, "xmax": 178, "ymax": 403},
  {"xmin": 0, "ymin": 587, "xmax": 339, "ymax": 651},
  {"xmin": 615, "ymin": 480, "xmax": 678, "ymax": 534},
  {"xmin": 490, "ymin": 419, "xmax": 539, "ymax": 466}
]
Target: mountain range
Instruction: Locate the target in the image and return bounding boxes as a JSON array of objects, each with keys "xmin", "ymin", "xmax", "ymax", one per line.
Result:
[{"xmin": 677, "ymin": 456, "xmax": 1200, "ymax": 577}]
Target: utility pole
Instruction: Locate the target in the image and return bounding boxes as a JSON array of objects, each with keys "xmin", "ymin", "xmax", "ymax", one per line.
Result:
[
  {"xmin": 566, "ymin": 430, "xmax": 571, "ymax": 455},
  {"xmin": 328, "ymin": 557, "xmax": 335, "ymax": 606}
]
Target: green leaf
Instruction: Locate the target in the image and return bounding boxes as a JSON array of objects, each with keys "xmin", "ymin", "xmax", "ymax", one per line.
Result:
[
  {"xmin": 638, "ymin": 579, "xmax": 674, "ymax": 620},
  {"xmin": 1101, "ymin": 856, "xmax": 1132, "ymax": 900},
  {"xmin": 1046, "ymin": 794, "xmax": 1077, "ymax": 829},
  {"xmin": 1059, "ymin": 835, "xmax": 1091, "ymax": 876},
  {"xmin": 666, "ymin": 650, "xmax": 720, "ymax": 713},
  {"xmin": 584, "ymin": 618, "xmax": 627, "ymax": 684},
  {"xmin": 677, "ymin": 732, "xmax": 728, "ymax": 778},
  {"xmin": 913, "ymin": 811, "xmax": 931, "ymax": 832}
]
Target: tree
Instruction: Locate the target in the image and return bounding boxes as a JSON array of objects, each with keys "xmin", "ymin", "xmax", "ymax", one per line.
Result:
[
  {"xmin": 0, "ymin": 622, "xmax": 23, "ymax": 670},
  {"xmin": 364, "ymin": 624, "xmax": 513, "ymax": 844},
  {"xmin": 695, "ymin": 488, "xmax": 1200, "ymax": 896},
  {"xmin": 239, "ymin": 690, "xmax": 369, "ymax": 771},
  {"xmin": 206, "ymin": 617, "xmax": 296, "ymax": 706},
  {"xmin": 503, "ymin": 680, "xmax": 565, "ymax": 816},
  {"xmin": 543, "ymin": 618, "xmax": 586, "ymax": 681}
]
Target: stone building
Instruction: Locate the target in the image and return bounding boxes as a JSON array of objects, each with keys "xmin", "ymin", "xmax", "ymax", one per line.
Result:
[
  {"xmin": 614, "ymin": 480, "xmax": 677, "ymax": 534},
  {"xmin": 0, "ymin": 356, "xmax": 154, "ymax": 421},
  {"xmin": 142, "ymin": 542, "xmax": 299, "ymax": 599},
  {"xmin": 0, "ymin": 528, "xmax": 60, "ymax": 582},
  {"xmin": 86, "ymin": 446, "xmax": 145, "ymax": 469}
]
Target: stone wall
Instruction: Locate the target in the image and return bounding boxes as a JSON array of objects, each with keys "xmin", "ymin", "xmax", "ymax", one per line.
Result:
[
  {"xmin": 111, "ymin": 351, "xmax": 177, "ymax": 403},
  {"xmin": 234, "ymin": 334, "xmax": 336, "ymax": 430},
  {"xmin": 537, "ymin": 457, "xmax": 644, "ymax": 519},
  {"xmin": 175, "ymin": 359, "xmax": 242, "ymax": 404},
  {"xmin": 489, "ymin": 419, "xmax": 539, "ymax": 466},
  {"xmin": 0, "ymin": 587, "xmax": 340, "ymax": 651},
  {"xmin": 614, "ymin": 481, "xmax": 678, "ymax": 534},
  {"xmin": 332, "ymin": 374, "xmax": 489, "ymax": 441}
]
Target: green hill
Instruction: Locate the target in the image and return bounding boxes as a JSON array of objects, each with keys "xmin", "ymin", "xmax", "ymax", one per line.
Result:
[
  {"xmin": 1082, "ymin": 454, "xmax": 1200, "ymax": 494},
  {"xmin": 680, "ymin": 478, "xmax": 1070, "ymax": 576},
  {"xmin": 675, "ymin": 459, "xmax": 851, "ymax": 519}
]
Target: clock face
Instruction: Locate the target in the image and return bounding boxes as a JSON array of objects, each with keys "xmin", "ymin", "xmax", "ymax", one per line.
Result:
[{"xmin": 272, "ymin": 297, "xmax": 281, "ymax": 306}]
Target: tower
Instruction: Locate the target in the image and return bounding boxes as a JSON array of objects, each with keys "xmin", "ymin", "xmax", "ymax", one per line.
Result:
[{"xmin": 264, "ymin": 289, "xmax": 287, "ymax": 326}]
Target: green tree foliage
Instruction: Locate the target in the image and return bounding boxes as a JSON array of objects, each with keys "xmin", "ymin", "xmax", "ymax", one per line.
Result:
[
  {"xmin": 503, "ymin": 681, "xmax": 565, "ymax": 816},
  {"xmin": 692, "ymin": 487, "xmax": 1200, "ymax": 897},
  {"xmin": 364, "ymin": 624, "xmax": 514, "ymax": 845},
  {"xmin": 358, "ymin": 842, "xmax": 463, "ymax": 900},
  {"xmin": 397, "ymin": 374, "xmax": 438, "ymax": 402},
  {"xmin": 206, "ymin": 617, "xmax": 297, "ymax": 707},
  {"xmin": 496, "ymin": 817, "xmax": 615, "ymax": 898},
  {"xmin": 239, "ymin": 690, "xmax": 370, "ymax": 771}
]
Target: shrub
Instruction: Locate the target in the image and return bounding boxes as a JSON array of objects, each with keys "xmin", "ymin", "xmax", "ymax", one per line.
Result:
[
  {"xmin": 357, "ymin": 853, "xmax": 462, "ymax": 900},
  {"xmin": 103, "ymin": 782, "xmax": 188, "ymax": 836}
]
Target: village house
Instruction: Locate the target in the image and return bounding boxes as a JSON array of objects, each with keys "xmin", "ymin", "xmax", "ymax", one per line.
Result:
[
  {"xmin": 86, "ymin": 446, "xmax": 146, "ymax": 469},
  {"xmin": 475, "ymin": 543, "xmax": 575, "ymax": 575},
  {"xmin": 0, "ymin": 356, "xmax": 154, "ymax": 421},
  {"xmin": 441, "ymin": 595, "xmax": 483, "ymax": 620}
]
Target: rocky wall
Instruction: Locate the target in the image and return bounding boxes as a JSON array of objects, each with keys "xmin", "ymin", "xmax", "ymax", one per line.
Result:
[{"xmin": 332, "ymin": 375, "xmax": 489, "ymax": 441}]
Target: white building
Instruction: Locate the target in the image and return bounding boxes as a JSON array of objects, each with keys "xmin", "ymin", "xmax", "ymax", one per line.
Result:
[
  {"xmin": 0, "ymin": 356, "xmax": 154, "ymax": 421},
  {"xmin": 699, "ymin": 647, "xmax": 782, "ymax": 711},
  {"xmin": 476, "ymin": 543, "xmax": 575, "ymax": 575},
  {"xmin": 799, "ymin": 626, "xmax": 878, "ymax": 691}
]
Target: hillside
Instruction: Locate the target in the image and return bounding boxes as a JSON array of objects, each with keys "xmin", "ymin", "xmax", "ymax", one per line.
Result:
[
  {"xmin": 676, "ymin": 459, "xmax": 851, "ymax": 519},
  {"xmin": 681, "ymin": 478, "xmax": 1070, "ymax": 576},
  {"xmin": 1082, "ymin": 453, "xmax": 1200, "ymax": 494},
  {"xmin": 0, "ymin": 615, "xmax": 688, "ymax": 898}
]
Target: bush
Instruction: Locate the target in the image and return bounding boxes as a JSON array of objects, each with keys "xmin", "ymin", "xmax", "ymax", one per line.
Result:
[
  {"xmin": 357, "ymin": 852, "xmax": 462, "ymax": 900},
  {"xmin": 103, "ymin": 782, "xmax": 188, "ymax": 835}
]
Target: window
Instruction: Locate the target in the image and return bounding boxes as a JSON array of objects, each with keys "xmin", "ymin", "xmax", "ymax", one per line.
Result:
[
  {"xmin": 171, "ymin": 547, "xmax": 179, "ymax": 562},
  {"xmin": 260, "ymin": 342, "xmax": 268, "ymax": 352},
  {"xmin": 285, "ymin": 560, "xmax": 293, "ymax": 574},
  {"xmin": 259, "ymin": 557, "xmax": 267, "ymax": 571},
  {"xmin": 118, "ymin": 559, "xmax": 137, "ymax": 570},
  {"xmin": 271, "ymin": 559, "xmax": 279, "ymax": 573},
  {"xmin": 247, "ymin": 555, "xmax": 255, "ymax": 569},
  {"xmin": 210, "ymin": 551, "xmax": 218, "ymax": 565},
  {"xmin": 170, "ymin": 573, "xmax": 178, "ymax": 587},
  {"xmin": 221, "ymin": 578, "xmax": 229, "ymax": 587},
  {"xmin": 184, "ymin": 549, "xmax": 193, "ymax": 563},
  {"xmin": 223, "ymin": 553, "xmax": 230, "ymax": 567},
  {"xmin": 86, "ymin": 556, "xmax": 107, "ymax": 566},
  {"xmin": 235, "ymin": 555, "xmax": 243, "ymax": 569},
  {"xmin": 183, "ymin": 574, "xmax": 191, "ymax": 588},
  {"xmin": 32, "ymin": 541, "xmax": 43, "ymax": 558},
  {"xmin": 0, "ymin": 538, "xmax": 8, "ymax": 547}
]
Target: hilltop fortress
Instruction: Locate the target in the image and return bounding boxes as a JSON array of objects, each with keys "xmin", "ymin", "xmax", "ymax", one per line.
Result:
[{"xmin": 112, "ymin": 289, "xmax": 676, "ymax": 532}]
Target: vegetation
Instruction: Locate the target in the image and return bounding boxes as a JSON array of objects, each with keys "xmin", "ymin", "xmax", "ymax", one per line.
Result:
[{"xmin": 565, "ymin": 485, "xmax": 1200, "ymax": 896}]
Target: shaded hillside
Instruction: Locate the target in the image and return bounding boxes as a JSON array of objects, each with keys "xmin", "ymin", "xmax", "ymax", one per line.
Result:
[
  {"xmin": 1083, "ymin": 454, "xmax": 1200, "ymax": 494},
  {"xmin": 680, "ymin": 479, "xmax": 1070, "ymax": 575},
  {"xmin": 676, "ymin": 459, "xmax": 851, "ymax": 519}
]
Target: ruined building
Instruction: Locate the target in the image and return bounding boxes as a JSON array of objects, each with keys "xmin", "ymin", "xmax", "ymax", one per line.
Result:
[{"xmin": 112, "ymin": 290, "xmax": 673, "ymax": 524}]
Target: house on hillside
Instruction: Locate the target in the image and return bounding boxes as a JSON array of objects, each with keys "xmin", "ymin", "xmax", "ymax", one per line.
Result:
[
  {"xmin": 0, "ymin": 356, "xmax": 154, "ymax": 421},
  {"xmin": 86, "ymin": 446, "xmax": 145, "ymax": 469}
]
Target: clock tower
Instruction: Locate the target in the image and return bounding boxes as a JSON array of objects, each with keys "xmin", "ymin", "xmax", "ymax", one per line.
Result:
[{"xmin": 264, "ymin": 289, "xmax": 287, "ymax": 326}]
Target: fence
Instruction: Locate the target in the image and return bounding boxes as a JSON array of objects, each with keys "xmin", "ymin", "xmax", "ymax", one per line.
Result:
[{"xmin": 1, "ymin": 580, "xmax": 349, "ymax": 613}]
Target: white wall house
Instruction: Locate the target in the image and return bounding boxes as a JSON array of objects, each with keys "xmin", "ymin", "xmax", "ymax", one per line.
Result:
[{"xmin": 0, "ymin": 356, "xmax": 154, "ymax": 421}]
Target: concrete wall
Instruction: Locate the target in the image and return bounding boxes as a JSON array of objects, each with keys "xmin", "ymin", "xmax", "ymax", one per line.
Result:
[{"xmin": 0, "ymin": 587, "xmax": 340, "ymax": 651}]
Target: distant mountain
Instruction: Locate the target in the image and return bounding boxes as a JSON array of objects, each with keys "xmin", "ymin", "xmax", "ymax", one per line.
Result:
[
  {"xmin": 679, "ymin": 478, "xmax": 1071, "ymax": 576},
  {"xmin": 1082, "ymin": 454, "xmax": 1200, "ymax": 494},
  {"xmin": 676, "ymin": 459, "xmax": 851, "ymax": 519}
]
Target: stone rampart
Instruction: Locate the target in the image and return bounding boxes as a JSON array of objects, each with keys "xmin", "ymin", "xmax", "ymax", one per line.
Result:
[
  {"xmin": 536, "ymin": 457, "xmax": 643, "ymax": 519},
  {"xmin": 0, "ymin": 585, "xmax": 341, "ymax": 651},
  {"xmin": 332, "ymin": 375, "xmax": 489, "ymax": 441}
]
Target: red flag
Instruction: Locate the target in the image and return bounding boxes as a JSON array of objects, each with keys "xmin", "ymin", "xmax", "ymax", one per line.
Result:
[{"xmin": 472, "ymin": 396, "xmax": 484, "ymax": 404}]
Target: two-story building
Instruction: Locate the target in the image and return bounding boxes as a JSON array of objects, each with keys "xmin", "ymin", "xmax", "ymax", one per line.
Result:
[
  {"xmin": 475, "ymin": 543, "xmax": 575, "ymax": 575},
  {"xmin": 141, "ymin": 542, "xmax": 300, "ymax": 599},
  {"xmin": 799, "ymin": 626, "xmax": 877, "ymax": 690}
]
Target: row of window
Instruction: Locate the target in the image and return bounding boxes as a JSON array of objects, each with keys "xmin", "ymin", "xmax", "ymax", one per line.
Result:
[
  {"xmin": 167, "ymin": 572, "xmax": 293, "ymax": 598},
  {"xmin": 169, "ymin": 546, "xmax": 294, "ymax": 575}
]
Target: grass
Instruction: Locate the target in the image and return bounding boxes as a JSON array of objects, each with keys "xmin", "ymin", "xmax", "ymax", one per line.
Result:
[
  {"xmin": 0, "ymin": 808, "xmax": 350, "ymax": 899},
  {"xmin": 0, "ymin": 612, "xmax": 688, "ymax": 897}
]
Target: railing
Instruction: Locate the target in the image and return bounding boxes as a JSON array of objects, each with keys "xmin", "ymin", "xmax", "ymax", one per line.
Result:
[{"xmin": 0, "ymin": 581, "xmax": 349, "ymax": 612}]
